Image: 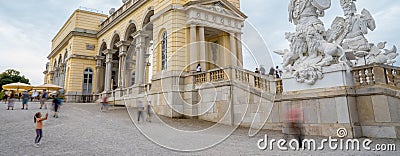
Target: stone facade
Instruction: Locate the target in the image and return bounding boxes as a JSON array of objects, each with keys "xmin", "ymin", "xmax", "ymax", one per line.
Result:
[{"xmin": 44, "ymin": 0, "xmax": 245, "ymax": 102}]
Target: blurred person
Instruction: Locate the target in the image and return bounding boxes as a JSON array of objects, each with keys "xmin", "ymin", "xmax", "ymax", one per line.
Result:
[
  {"xmin": 52, "ymin": 95, "xmax": 62, "ymax": 118},
  {"xmin": 7, "ymin": 91, "xmax": 15, "ymax": 110},
  {"xmin": 33, "ymin": 112, "xmax": 48, "ymax": 147},
  {"xmin": 100, "ymin": 95, "xmax": 110, "ymax": 112},
  {"xmin": 268, "ymin": 67, "xmax": 275, "ymax": 76},
  {"xmin": 22, "ymin": 91, "xmax": 29, "ymax": 110},
  {"xmin": 286, "ymin": 107, "xmax": 303, "ymax": 148},
  {"xmin": 3, "ymin": 90, "xmax": 8, "ymax": 104},
  {"xmin": 259, "ymin": 65, "xmax": 266, "ymax": 75},
  {"xmin": 255, "ymin": 68, "xmax": 260, "ymax": 74},
  {"xmin": 40, "ymin": 90, "xmax": 48, "ymax": 109},
  {"xmin": 146, "ymin": 102, "xmax": 152, "ymax": 123},
  {"xmin": 137, "ymin": 100, "xmax": 144, "ymax": 122},
  {"xmin": 32, "ymin": 90, "xmax": 39, "ymax": 102}
]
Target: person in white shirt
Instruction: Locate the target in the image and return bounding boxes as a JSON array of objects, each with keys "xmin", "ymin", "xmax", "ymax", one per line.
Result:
[{"xmin": 196, "ymin": 64, "xmax": 202, "ymax": 72}]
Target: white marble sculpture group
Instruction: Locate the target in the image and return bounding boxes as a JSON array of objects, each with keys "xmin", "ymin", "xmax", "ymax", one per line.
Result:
[{"xmin": 275, "ymin": 0, "xmax": 398, "ymax": 85}]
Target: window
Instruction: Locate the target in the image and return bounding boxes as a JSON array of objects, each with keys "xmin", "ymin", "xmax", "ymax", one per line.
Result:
[
  {"xmin": 82, "ymin": 68, "xmax": 93, "ymax": 95},
  {"xmin": 161, "ymin": 32, "xmax": 167, "ymax": 70},
  {"xmin": 53, "ymin": 59, "xmax": 57, "ymax": 69}
]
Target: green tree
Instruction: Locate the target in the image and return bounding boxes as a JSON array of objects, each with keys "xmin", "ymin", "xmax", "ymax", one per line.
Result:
[{"xmin": 0, "ymin": 69, "xmax": 30, "ymax": 93}]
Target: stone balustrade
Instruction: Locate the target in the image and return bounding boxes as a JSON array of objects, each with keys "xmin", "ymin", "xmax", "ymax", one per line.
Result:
[
  {"xmin": 352, "ymin": 64, "xmax": 400, "ymax": 88},
  {"xmin": 193, "ymin": 66, "xmax": 283, "ymax": 94},
  {"xmin": 100, "ymin": 0, "xmax": 139, "ymax": 30}
]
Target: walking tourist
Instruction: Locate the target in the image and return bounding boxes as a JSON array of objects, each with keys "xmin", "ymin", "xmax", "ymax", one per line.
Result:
[
  {"xmin": 3, "ymin": 90, "xmax": 8, "ymax": 104},
  {"xmin": 7, "ymin": 91, "xmax": 15, "ymax": 110},
  {"xmin": 33, "ymin": 112, "xmax": 48, "ymax": 147},
  {"xmin": 146, "ymin": 102, "xmax": 152, "ymax": 122},
  {"xmin": 52, "ymin": 95, "xmax": 61, "ymax": 118},
  {"xmin": 22, "ymin": 91, "xmax": 29, "ymax": 110},
  {"xmin": 137, "ymin": 100, "xmax": 144, "ymax": 122},
  {"xmin": 40, "ymin": 90, "xmax": 48, "ymax": 109}
]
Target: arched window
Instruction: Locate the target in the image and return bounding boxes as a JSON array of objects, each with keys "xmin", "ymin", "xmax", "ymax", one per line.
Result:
[
  {"xmin": 58, "ymin": 54, "xmax": 62, "ymax": 65},
  {"xmin": 53, "ymin": 59, "xmax": 57, "ymax": 69},
  {"xmin": 161, "ymin": 32, "xmax": 167, "ymax": 70},
  {"xmin": 82, "ymin": 68, "xmax": 93, "ymax": 95},
  {"xmin": 64, "ymin": 49, "xmax": 68, "ymax": 61}
]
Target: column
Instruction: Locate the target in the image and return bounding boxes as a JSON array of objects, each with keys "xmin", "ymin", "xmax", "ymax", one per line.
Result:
[
  {"xmin": 236, "ymin": 33, "xmax": 243, "ymax": 67},
  {"xmin": 229, "ymin": 33, "xmax": 237, "ymax": 67},
  {"xmin": 116, "ymin": 41, "xmax": 129, "ymax": 88},
  {"xmin": 190, "ymin": 25, "xmax": 198, "ymax": 71},
  {"xmin": 138, "ymin": 45, "xmax": 146, "ymax": 84},
  {"xmin": 95, "ymin": 56, "xmax": 103, "ymax": 93},
  {"xmin": 134, "ymin": 31, "xmax": 148, "ymax": 85},
  {"xmin": 134, "ymin": 46, "xmax": 141, "ymax": 85},
  {"xmin": 103, "ymin": 49, "xmax": 116, "ymax": 92},
  {"xmin": 199, "ymin": 26, "xmax": 206, "ymax": 71}
]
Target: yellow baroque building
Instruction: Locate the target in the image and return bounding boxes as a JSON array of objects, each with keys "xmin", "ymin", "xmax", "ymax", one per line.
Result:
[{"xmin": 44, "ymin": 0, "xmax": 246, "ymax": 101}]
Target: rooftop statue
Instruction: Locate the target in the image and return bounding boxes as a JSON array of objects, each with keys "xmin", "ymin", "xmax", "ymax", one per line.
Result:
[{"xmin": 275, "ymin": 0, "xmax": 398, "ymax": 85}]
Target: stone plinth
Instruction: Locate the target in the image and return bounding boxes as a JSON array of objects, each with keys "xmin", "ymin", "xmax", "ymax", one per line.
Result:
[{"xmin": 282, "ymin": 64, "xmax": 354, "ymax": 92}]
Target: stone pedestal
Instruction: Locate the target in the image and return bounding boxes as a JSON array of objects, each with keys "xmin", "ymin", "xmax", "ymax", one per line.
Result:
[{"xmin": 282, "ymin": 64, "xmax": 354, "ymax": 92}]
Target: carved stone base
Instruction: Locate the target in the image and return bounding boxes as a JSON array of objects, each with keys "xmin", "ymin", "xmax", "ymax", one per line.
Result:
[{"xmin": 282, "ymin": 64, "xmax": 354, "ymax": 92}]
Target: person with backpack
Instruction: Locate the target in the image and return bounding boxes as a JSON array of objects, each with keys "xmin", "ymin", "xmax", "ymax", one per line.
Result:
[
  {"xmin": 33, "ymin": 112, "xmax": 48, "ymax": 147},
  {"xmin": 52, "ymin": 95, "xmax": 62, "ymax": 118}
]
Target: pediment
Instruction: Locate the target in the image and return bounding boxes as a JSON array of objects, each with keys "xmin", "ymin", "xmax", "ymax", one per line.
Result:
[{"xmin": 185, "ymin": 0, "xmax": 247, "ymax": 19}]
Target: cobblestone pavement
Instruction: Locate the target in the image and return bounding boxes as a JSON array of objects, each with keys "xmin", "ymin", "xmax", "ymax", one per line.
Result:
[{"xmin": 1, "ymin": 101, "xmax": 399, "ymax": 155}]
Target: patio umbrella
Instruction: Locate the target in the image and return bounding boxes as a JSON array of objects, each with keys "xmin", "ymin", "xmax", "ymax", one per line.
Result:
[
  {"xmin": 34, "ymin": 84, "xmax": 63, "ymax": 91},
  {"xmin": 2, "ymin": 82, "xmax": 33, "ymax": 93}
]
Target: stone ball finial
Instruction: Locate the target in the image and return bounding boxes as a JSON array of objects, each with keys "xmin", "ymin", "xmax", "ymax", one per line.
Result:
[{"xmin": 109, "ymin": 8, "xmax": 116, "ymax": 15}]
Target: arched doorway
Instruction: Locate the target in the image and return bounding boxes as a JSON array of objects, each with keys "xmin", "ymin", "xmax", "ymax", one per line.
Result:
[
  {"xmin": 110, "ymin": 34, "xmax": 121, "ymax": 90},
  {"xmin": 141, "ymin": 9, "xmax": 154, "ymax": 84},
  {"xmin": 125, "ymin": 23, "xmax": 137, "ymax": 87}
]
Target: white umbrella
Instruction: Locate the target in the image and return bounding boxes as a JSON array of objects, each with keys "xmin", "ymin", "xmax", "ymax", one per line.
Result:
[
  {"xmin": 34, "ymin": 84, "xmax": 63, "ymax": 91},
  {"xmin": 2, "ymin": 82, "xmax": 33, "ymax": 93}
]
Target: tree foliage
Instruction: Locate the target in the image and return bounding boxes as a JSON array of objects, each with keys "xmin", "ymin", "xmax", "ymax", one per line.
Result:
[{"xmin": 0, "ymin": 69, "xmax": 30, "ymax": 93}]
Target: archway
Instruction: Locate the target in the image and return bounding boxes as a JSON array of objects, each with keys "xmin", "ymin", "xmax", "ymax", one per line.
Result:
[
  {"xmin": 141, "ymin": 10, "xmax": 154, "ymax": 84},
  {"xmin": 110, "ymin": 34, "xmax": 121, "ymax": 90},
  {"xmin": 125, "ymin": 23, "xmax": 137, "ymax": 87}
]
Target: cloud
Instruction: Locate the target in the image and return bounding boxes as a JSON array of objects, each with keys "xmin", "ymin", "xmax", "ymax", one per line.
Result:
[
  {"xmin": 241, "ymin": 0, "xmax": 400, "ymax": 69},
  {"xmin": 0, "ymin": 0, "xmax": 399, "ymax": 85}
]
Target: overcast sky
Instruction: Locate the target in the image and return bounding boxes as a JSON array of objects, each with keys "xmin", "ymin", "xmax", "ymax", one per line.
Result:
[{"xmin": 0, "ymin": 0, "xmax": 399, "ymax": 85}]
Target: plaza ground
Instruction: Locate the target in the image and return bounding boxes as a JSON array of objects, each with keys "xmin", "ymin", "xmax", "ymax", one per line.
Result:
[{"xmin": 0, "ymin": 101, "xmax": 399, "ymax": 155}]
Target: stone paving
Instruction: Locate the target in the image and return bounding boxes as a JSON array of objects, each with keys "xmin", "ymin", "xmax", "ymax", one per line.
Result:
[{"xmin": 0, "ymin": 101, "xmax": 399, "ymax": 155}]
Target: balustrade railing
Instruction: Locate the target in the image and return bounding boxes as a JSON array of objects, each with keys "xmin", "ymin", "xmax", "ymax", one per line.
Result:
[
  {"xmin": 193, "ymin": 66, "xmax": 283, "ymax": 94},
  {"xmin": 100, "ymin": 0, "xmax": 140, "ymax": 30},
  {"xmin": 352, "ymin": 64, "xmax": 400, "ymax": 88}
]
